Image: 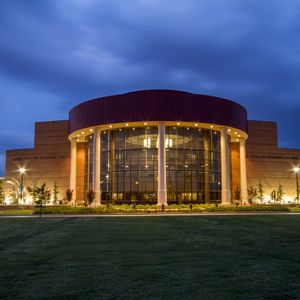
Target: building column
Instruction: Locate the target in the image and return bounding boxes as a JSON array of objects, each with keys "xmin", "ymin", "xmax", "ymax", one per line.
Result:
[
  {"xmin": 93, "ymin": 128, "xmax": 101, "ymax": 206},
  {"xmin": 157, "ymin": 123, "xmax": 167, "ymax": 206},
  {"xmin": 220, "ymin": 128, "xmax": 231, "ymax": 204},
  {"xmin": 70, "ymin": 138, "xmax": 77, "ymax": 205},
  {"xmin": 239, "ymin": 138, "xmax": 248, "ymax": 204},
  {"xmin": 204, "ymin": 131, "xmax": 210, "ymax": 203}
]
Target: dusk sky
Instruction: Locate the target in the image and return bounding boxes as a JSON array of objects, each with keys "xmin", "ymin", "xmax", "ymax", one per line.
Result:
[{"xmin": 1, "ymin": 0, "xmax": 300, "ymax": 175}]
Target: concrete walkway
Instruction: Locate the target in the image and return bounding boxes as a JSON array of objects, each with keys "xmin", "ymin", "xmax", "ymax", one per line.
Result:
[{"xmin": 1, "ymin": 212, "xmax": 300, "ymax": 218}]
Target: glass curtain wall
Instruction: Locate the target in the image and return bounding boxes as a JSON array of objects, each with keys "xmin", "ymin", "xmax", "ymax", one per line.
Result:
[
  {"xmin": 85, "ymin": 125, "xmax": 223, "ymax": 205},
  {"xmin": 166, "ymin": 126, "xmax": 221, "ymax": 204},
  {"xmin": 101, "ymin": 127, "xmax": 158, "ymax": 204}
]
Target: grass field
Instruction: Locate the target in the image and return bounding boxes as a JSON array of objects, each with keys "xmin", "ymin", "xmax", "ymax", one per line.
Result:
[{"xmin": 1, "ymin": 216, "xmax": 300, "ymax": 299}]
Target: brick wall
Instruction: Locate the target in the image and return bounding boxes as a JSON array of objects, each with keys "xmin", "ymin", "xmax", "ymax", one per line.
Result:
[
  {"xmin": 246, "ymin": 120, "xmax": 300, "ymax": 201},
  {"xmin": 5, "ymin": 120, "xmax": 70, "ymax": 203}
]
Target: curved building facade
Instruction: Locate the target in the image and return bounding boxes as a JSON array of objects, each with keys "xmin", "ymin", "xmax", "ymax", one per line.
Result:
[{"xmin": 68, "ymin": 90, "xmax": 248, "ymax": 206}]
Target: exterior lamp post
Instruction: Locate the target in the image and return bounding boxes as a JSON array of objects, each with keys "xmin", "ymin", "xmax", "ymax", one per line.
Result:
[
  {"xmin": 293, "ymin": 167, "xmax": 300, "ymax": 204},
  {"xmin": 19, "ymin": 168, "xmax": 26, "ymax": 205}
]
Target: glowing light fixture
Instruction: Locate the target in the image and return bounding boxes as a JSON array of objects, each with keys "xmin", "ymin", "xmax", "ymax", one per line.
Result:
[
  {"xmin": 166, "ymin": 138, "xmax": 173, "ymax": 148},
  {"xmin": 293, "ymin": 167, "xmax": 300, "ymax": 173},
  {"xmin": 19, "ymin": 168, "xmax": 26, "ymax": 174},
  {"xmin": 293, "ymin": 167, "xmax": 300, "ymax": 203},
  {"xmin": 143, "ymin": 138, "xmax": 151, "ymax": 148},
  {"xmin": 19, "ymin": 168, "xmax": 26, "ymax": 206}
]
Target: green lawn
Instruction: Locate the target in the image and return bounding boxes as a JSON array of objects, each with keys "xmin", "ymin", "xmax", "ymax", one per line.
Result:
[{"xmin": 1, "ymin": 216, "xmax": 300, "ymax": 299}]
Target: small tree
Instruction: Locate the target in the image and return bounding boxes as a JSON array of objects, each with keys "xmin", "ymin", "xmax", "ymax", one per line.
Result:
[
  {"xmin": 270, "ymin": 190, "xmax": 277, "ymax": 203},
  {"xmin": 65, "ymin": 189, "xmax": 73, "ymax": 205},
  {"xmin": 276, "ymin": 183, "xmax": 284, "ymax": 204},
  {"xmin": 248, "ymin": 186, "xmax": 258, "ymax": 205},
  {"xmin": 233, "ymin": 185, "xmax": 241, "ymax": 205},
  {"xmin": 33, "ymin": 181, "xmax": 38, "ymax": 203},
  {"xmin": 248, "ymin": 186, "xmax": 257, "ymax": 204},
  {"xmin": 85, "ymin": 190, "xmax": 95, "ymax": 207},
  {"xmin": 257, "ymin": 181, "xmax": 264, "ymax": 203},
  {"xmin": 0, "ymin": 180, "xmax": 5, "ymax": 205},
  {"xmin": 270, "ymin": 184, "xmax": 285, "ymax": 204},
  {"xmin": 27, "ymin": 180, "xmax": 38, "ymax": 204},
  {"xmin": 27, "ymin": 183, "xmax": 51, "ymax": 217},
  {"xmin": 53, "ymin": 181, "xmax": 59, "ymax": 205}
]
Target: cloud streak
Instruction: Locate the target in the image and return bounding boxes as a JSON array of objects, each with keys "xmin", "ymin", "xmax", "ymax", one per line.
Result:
[{"xmin": 0, "ymin": 0, "xmax": 300, "ymax": 172}]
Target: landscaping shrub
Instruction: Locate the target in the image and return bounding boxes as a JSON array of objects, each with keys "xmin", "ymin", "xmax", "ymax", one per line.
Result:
[
  {"xmin": 31, "ymin": 204, "xmax": 290, "ymax": 215},
  {"xmin": 205, "ymin": 205, "xmax": 290, "ymax": 212},
  {"xmin": 0, "ymin": 209, "xmax": 34, "ymax": 215}
]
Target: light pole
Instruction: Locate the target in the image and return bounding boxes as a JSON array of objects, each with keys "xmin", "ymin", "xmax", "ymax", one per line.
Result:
[
  {"xmin": 19, "ymin": 168, "xmax": 26, "ymax": 205},
  {"xmin": 293, "ymin": 167, "xmax": 300, "ymax": 204}
]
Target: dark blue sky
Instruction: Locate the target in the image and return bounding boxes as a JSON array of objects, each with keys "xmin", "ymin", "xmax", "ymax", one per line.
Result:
[{"xmin": 1, "ymin": 0, "xmax": 300, "ymax": 174}]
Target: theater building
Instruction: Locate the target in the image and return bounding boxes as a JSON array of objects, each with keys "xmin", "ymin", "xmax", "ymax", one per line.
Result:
[{"xmin": 5, "ymin": 90, "xmax": 300, "ymax": 205}]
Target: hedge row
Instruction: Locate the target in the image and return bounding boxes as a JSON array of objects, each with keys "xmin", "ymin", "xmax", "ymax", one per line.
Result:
[
  {"xmin": 32, "ymin": 204, "xmax": 291, "ymax": 214},
  {"xmin": 0, "ymin": 209, "xmax": 34, "ymax": 215}
]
